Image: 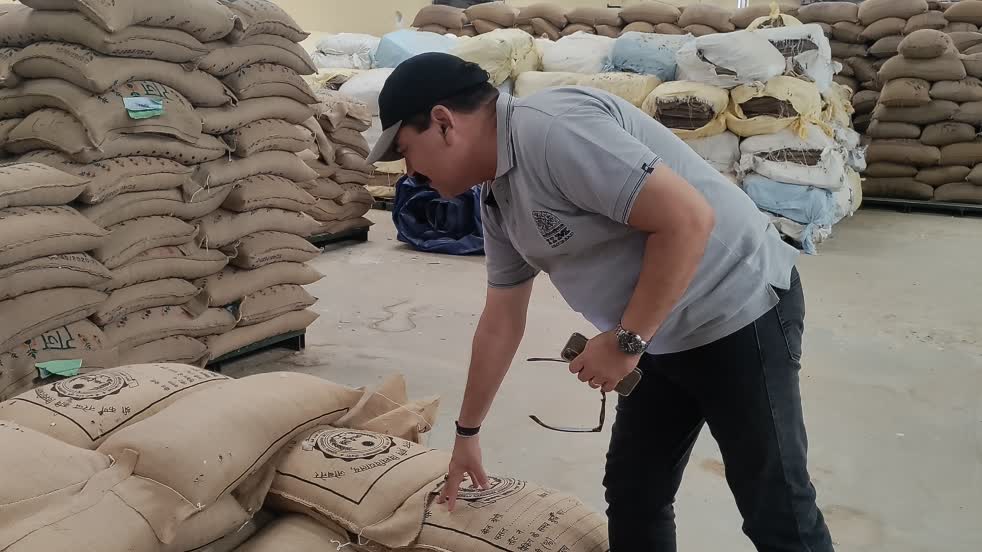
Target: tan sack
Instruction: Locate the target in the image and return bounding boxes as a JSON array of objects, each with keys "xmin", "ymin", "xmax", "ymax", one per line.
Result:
[
  {"xmin": 221, "ymin": 62, "xmax": 317, "ymax": 104},
  {"xmin": 0, "ymin": 162, "xmax": 87, "ymax": 209},
  {"xmin": 162, "ymin": 494, "xmax": 252, "ymax": 552},
  {"xmin": 301, "ymin": 117, "xmax": 337, "ymax": 163},
  {"xmin": 946, "ymin": 22, "xmax": 980, "ymax": 33},
  {"xmin": 0, "ymin": 4, "xmax": 209, "ymax": 63},
  {"xmin": 194, "ymin": 208, "xmax": 322, "ymax": 249},
  {"xmin": 916, "ymin": 165, "xmax": 971, "ymax": 187},
  {"xmin": 622, "ymin": 21, "xmax": 656, "ymax": 34},
  {"xmin": 921, "ymin": 122, "xmax": 978, "ymax": 146},
  {"xmin": 193, "ymin": 150, "xmax": 319, "ymax": 191},
  {"xmin": 848, "ymin": 56, "xmax": 880, "ymax": 84},
  {"xmin": 77, "ymin": 189, "xmax": 186, "ymax": 227},
  {"xmin": 93, "ymin": 216, "xmax": 197, "ymax": 269},
  {"xmin": 946, "ymin": 0, "xmax": 982, "ymax": 26},
  {"xmin": 0, "ymin": 320, "xmax": 117, "ymax": 403},
  {"xmin": 223, "ymin": 119, "xmax": 315, "ymax": 157},
  {"xmin": 0, "ymin": 205, "xmax": 107, "ymax": 268},
  {"xmin": 198, "ymin": 34, "xmax": 317, "ymax": 77},
  {"xmin": 224, "ymin": 0, "xmax": 309, "ymax": 43},
  {"xmin": 862, "ymin": 177, "xmax": 935, "ymax": 200},
  {"xmin": 0, "ymin": 288, "xmax": 106, "ymax": 353},
  {"xmin": 0, "ymin": 363, "xmax": 227, "ymax": 449},
  {"xmin": 11, "ymin": 42, "xmax": 236, "ymax": 107},
  {"xmin": 336, "ymin": 146, "xmax": 375, "ymax": 172},
  {"xmin": 329, "ymin": 127, "xmax": 371, "ymax": 157},
  {"xmin": 869, "ymin": 35, "xmax": 903, "ymax": 57},
  {"xmin": 567, "ymin": 6, "xmax": 622, "ymax": 26},
  {"xmin": 866, "ymin": 140, "xmax": 942, "ymax": 167},
  {"xmin": 302, "ymin": 177, "xmax": 345, "ymax": 200},
  {"xmin": 201, "ymin": 97, "xmax": 315, "ymax": 135},
  {"xmin": 861, "ymin": 17, "xmax": 907, "ymax": 41},
  {"xmin": 940, "ymin": 139, "xmax": 982, "ymax": 165},
  {"xmin": 98, "ymin": 244, "xmax": 228, "ymax": 292},
  {"xmin": 320, "ymin": 217, "xmax": 373, "ymax": 236},
  {"xmin": 517, "ymin": 3, "xmax": 567, "ymax": 28},
  {"xmin": 798, "ymin": 2, "xmax": 859, "ymax": 24},
  {"xmin": 953, "ymin": 101, "xmax": 982, "ymax": 124},
  {"xmin": 865, "ymin": 163, "xmax": 919, "ymax": 178},
  {"xmin": 622, "ymin": 1, "xmax": 680, "ymax": 25},
  {"xmin": 949, "ymin": 31, "xmax": 982, "ymax": 52},
  {"xmin": 236, "ymin": 514, "xmax": 350, "ymax": 552},
  {"xmin": 118, "ymin": 336, "xmax": 209, "ymax": 367},
  {"xmin": 102, "ymin": 306, "xmax": 235, "ymax": 350},
  {"xmin": 964, "ymin": 53, "xmax": 982, "ymax": 78},
  {"xmin": 204, "ymin": 309, "xmax": 319, "ymax": 359},
  {"xmin": 223, "ymin": 175, "xmax": 317, "ymax": 212},
  {"xmin": 0, "ymin": 253, "xmax": 111, "ymax": 302},
  {"xmin": 0, "ymin": 116, "xmax": 19, "ymax": 144},
  {"xmin": 935, "ymin": 182, "xmax": 982, "ymax": 203},
  {"xmin": 852, "ymin": 89, "xmax": 880, "ymax": 114},
  {"xmin": 867, "ymin": 121, "xmax": 923, "ymax": 139},
  {"xmin": 0, "ymin": 421, "xmax": 111, "ymax": 524},
  {"xmin": 465, "ymin": 2, "xmax": 520, "ymax": 27},
  {"xmin": 306, "ymin": 198, "xmax": 372, "ymax": 223},
  {"xmin": 904, "ymin": 11, "xmax": 949, "ymax": 34},
  {"xmin": 91, "ymin": 278, "xmax": 202, "ymax": 326},
  {"xmin": 832, "ymin": 22, "xmax": 867, "ymax": 44},
  {"xmin": 225, "ymin": 231, "xmax": 321, "ymax": 269},
  {"xmin": 195, "ymin": 262, "xmax": 323, "ymax": 307},
  {"xmin": 879, "ymin": 78, "xmax": 932, "ymax": 107},
  {"xmin": 872, "ymin": 100, "xmax": 958, "ymax": 124},
  {"xmin": 899, "ymin": 29, "xmax": 956, "ymax": 58},
  {"xmin": 859, "ymin": 0, "xmax": 929, "ymax": 25},
  {"xmin": 830, "ymin": 41, "xmax": 868, "ymax": 58},
  {"xmin": 236, "ymin": 284, "xmax": 316, "ymax": 326},
  {"xmin": 97, "ymin": 372, "xmax": 362, "ymax": 540},
  {"xmin": 678, "ymin": 4, "xmax": 734, "ymax": 31},
  {"xmin": 335, "ymin": 374, "xmax": 410, "ymax": 429},
  {"xmin": 413, "ymin": 5, "xmax": 467, "ymax": 29},
  {"xmin": 19, "ymin": 0, "xmax": 235, "ymax": 41},
  {"xmin": 931, "ymin": 78, "xmax": 982, "ymax": 101}
]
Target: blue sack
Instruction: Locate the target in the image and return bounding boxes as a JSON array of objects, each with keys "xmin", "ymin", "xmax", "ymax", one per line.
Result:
[
  {"xmin": 743, "ymin": 174, "xmax": 837, "ymax": 254},
  {"xmin": 393, "ymin": 175, "xmax": 485, "ymax": 255},
  {"xmin": 603, "ymin": 32, "xmax": 694, "ymax": 81},
  {"xmin": 374, "ymin": 29, "xmax": 457, "ymax": 69}
]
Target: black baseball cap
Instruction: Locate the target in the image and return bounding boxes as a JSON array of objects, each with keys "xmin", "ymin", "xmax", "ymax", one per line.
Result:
[{"xmin": 366, "ymin": 52, "xmax": 490, "ymax": 164}]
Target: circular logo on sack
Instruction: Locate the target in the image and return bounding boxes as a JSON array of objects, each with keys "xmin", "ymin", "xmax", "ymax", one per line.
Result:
[
  {"xmin": 455, "ymin": 476, "xmax": 526, "ymax": 507},
  {"xmin": 310, "ymin": 429, "xmax": 396, "ymax": 461},
  {"xmin": 51, "ymin": 371, "xmax": 136, "ymax": 401}
]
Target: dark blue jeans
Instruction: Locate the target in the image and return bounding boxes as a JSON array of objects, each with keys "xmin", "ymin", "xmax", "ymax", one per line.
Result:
[{"xmin": 604, "ymin": 268, "xmax": 834, "ymax": 551}]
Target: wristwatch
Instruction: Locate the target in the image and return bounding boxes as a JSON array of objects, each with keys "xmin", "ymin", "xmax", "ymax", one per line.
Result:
[{"xmin": 615, "ymin": 324, "xmax": 650, "ymax": 355}]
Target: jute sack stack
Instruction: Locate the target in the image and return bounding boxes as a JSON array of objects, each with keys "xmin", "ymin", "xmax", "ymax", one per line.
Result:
[
  {"xmin": 619, "ymin": 1, "xmax": 681, "ymax": 35},
  {"xmin": 642, "ymin": 81, "xmax": 730, "ymax": 140}
]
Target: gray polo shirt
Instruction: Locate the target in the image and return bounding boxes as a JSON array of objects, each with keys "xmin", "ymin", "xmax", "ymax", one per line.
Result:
[{"xmin": 482, "ymin": 88, "xmax": 799, "ymax": 355}]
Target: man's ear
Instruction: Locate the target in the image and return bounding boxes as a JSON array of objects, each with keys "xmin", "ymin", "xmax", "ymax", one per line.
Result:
[{"xmin": 431, "ymin": 105, "xmax": 455, "ymax": 140}]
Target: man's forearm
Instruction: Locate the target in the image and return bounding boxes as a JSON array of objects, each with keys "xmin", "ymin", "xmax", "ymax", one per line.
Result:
[{"xmin": 457, "ymin": 315, "xmax": 525, "ymax": 428}]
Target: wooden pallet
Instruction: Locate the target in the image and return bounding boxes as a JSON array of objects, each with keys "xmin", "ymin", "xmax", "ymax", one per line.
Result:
[
  {"xmin": 208, "ymin": 330, "xmax": 306, "ymax": 370},
  {"xmin": 862, "ymin": 197, "xmax": 982, "ymax": 217},
  {"xmin": 307, "ymin": 227, "xmax": 370, "ymax": 248}
]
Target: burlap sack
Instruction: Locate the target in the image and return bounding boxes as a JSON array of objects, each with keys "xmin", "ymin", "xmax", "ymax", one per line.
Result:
[
  {"xmin": 865, "ymin": 163, "xmax": 919, "ymax": 178},
  {"xmin": 0, "ymin": 287, "xmax": 106, "ymax": 353},
  {"xmin": 102, "ymin": 306, "xmax": 235, "ymax": 350},
  {"xmin": 866, "ymin": 140, "xmax": 942, "ymax": 167},
  {"xmin": 465, "ymin": 2, "xmax": 519, "ymax": 27},
  {"xmin": 91, "ymin": 279, "xmax": 201, "ymax": 326},
  {"xmin": 0, "ymin": 79, "xmax": 203, "ymax": 147},
  {"xmin": 916, "ymin": 165, "xmax": 971, "ymax": 187},
  {"xmin": 882, "ymin": 50, "xmax": 968, "ymax": 81},
  {"xmin": 940, "ymin": 140, "xmax": 982, "ymax": 165},
  {"xmin": 682, "ymin": 24, "xmax": 717, "ymax": 37},
  {"xmin": 223, "ymin": 119, "xmax": 315, "ymax": 157},
  {"xmin": 413, "ymin": 5, "xmax": 467, "ymax": 29},
  {"xmin": 358, "ymin": 398, "xmax": 440, "ymax": 445},
  {"xmin": 20, "ymin": 0, "xmax": 235, "ymax": 41},
  {"xmin": 96, "ymin": 372, "xmax": 361, "ymax": 540},
  {"xmin": 0, "ymin": 162, "xmax": 87, "ymax": 209},
  {"xmin": 0, "ymin": 4, "xmax": 209, "ymax": 63},
  {"xmin": 93, "ymin": 216, "xmax": 197, "ymax": 269},
  {"xmin": 869, "ymin": 35, "xmax": 903, "ymax": 57},
  {"xmin": 236, "ymin": 514, "xmax": 350, "ymax": 552},
  {"xmin": 267, "ymin": 427, "xmax": 450, "ymax": 540},
  {"xmin": 194, "ymin": 208, "xmax": 321, "ymax": 249},
  {"xmin": 556, "ymin": 22, "xmax": 592, "ymax": 36},
  {"xmin": 0, "ymin": 320, "xmax": 117, "ymax": 403},
  {"xmin": 417, "ymin": 23, "xmax": 448, "ymax": 34},
  {"xmin": 0, "ymin": 363, "xmax": 227, "ymax": 450},
  {"xmin": 236, "ymin": 284, "xmax": 316, "ymax": 326},
  {"xmin": 221, "ymin": 63, "xmax": 317, "ymax": 104},
  {"xmin": 201, "ymin": 97, "xmax": 315, "ymax": 135},
  {"xmin": 222, "ymin": 175, "xmax": 317, "ymax": 213},
  {"xmin": 862, "ymin": 177, "xmax": 935, "ymax": 199},
  {"xmin": 904, "ymin": 11, "xmax": 949, "ymax": 34},
  {"xmin": 0, "ymin": 421, "xmax": 111, "ymax": 524},
  {"xmin": 335, "ymin": 374, "xmax": 410, "ymax": 429},
  {"xmin": 204, "ymin": 309, "xmax": 318, "ymax": 358},
  {"xmin": 320, "ymin": 217, "xmax": 373, "ymax": 236},
  {"xmin": 832, "ymin": 75, "xmax": 858, "ymax": 92},
  {"xmin": 517, "ymin": 3, "xmax": 567, "ymax": 28},
  {"xmin": 98, "ymin": 243, "xmax": 228, "ymax": 292},
  {"xmin": 307, "ymin": 198, "xmax": 371, "ymax": 223},
  {"xmin": 195, "ymin": 262, "xmax": 323, "ymax": 307},
  {"xmin": 953, "ymin": 101, "xmax": 982, "ymax": 124},
  {"xmin": 969, "ymin": 164, "xmax": 982, "ymax": 184},
  {"xmin": 192, "ymin": 151, "xmax": 319, "ymax": 192},
  {"xmin": 621, "ymin": 21, "xmax": 655, "ymax": 34},
  {"xmin": 11, "ymin": 42, "xmax": 236, "ymax": 107},
  {"xmin": 872, "ymin": 100, "xmax": 958, "ymax": 124},
  {"xmin": 472, "ymin": 19, "xmax": 506, "ymax": 34},
  {"xmin": 677, "ymin": 4, "xmax": 733, "ymax": 31},
  {"xmin": 0, "ymin": 205, "xmax": 108, "ymax": 268},
  {"xmin": 731, "ymin": 4, "xmax": 797, "ymax": 29},
  {"xmin": 947, "ymin": 21, "xmax": 980, "ymax": 32},
  {"xmin": 303, "ymin": 177, "xmax": 344, "ymax": 200},
  {"xmin": 832, "ymin": 22, "xmax": 867, "ymax": 44},
  {"xmin": 654, "ymin": 22, "xmax": 685, "ymax": 35},
  {"xmin": 934, "ymin": 182, "xmax": 982, "ymax": 203},
  {"xmin": 879, "ymin": 78, "xmax": 932, "ymax": 107},
  {"xmin": 330, "ymin": 128, "xmax": 371, "ymax": 158},
  {"xmin": 861, "ymin": 17, "xmax": 907, "ymax": 41},
  {"xmin": 920, "ymin": 122, "xmax": 976, "ymax": 146},
  {"xmin": 898, "ymin": 29, "xmax": 956, "ymax": 58},
  {"xmin": 829, "ymin": 41, "xmax": 868, "ymax": 59},
  {"xmin": 946, "ymin": 1, "xmax": 982, "ymax": 25},
  {"xmin": 949, "ymin": 31, "xmax": 982, "ymax": 52},
  {"xmin": 335, "ymin": 147, "xmax": 373, "ymax": 173},
  {"xmin": 867, "ymin": 121, "xmax": 923, "ymax": 139},
  {"xmin": 162, "ymin": 494, "xmax": 252, "ymax": 552},
  {"xmin": 852, "ymin": 89, "xmax": 880, "ymax": 114},
  {"xmin": 930, "ymin": 78, "xmax": 982, "ymax": 102},
  {"xmin": 78, "ymin": 189, "xmax": 181, "ymax": 227},
  {"xmin": 963, "ymin": 53, "xmax": 982, "ymax": 78},
  {"xmin": 848, "ymin": 56, "xmax": 879, "ymax": 84},
  {"xmin": 224, "ymin": 0, "xmax": 308, "ymax": 43},
  {"xmin": 118, "ymin": 336, "xmax": 209, "ymax": 367},
  {"xmin": 300, "ymin": 117, "xmax": 337, "ymax": 163},
  {"xmin": 224, "ymin": 231, "xmax": 321, "ymax": 269},
  {"xmin": 566, "ymin": 6, "xmax": 622, "ymax": 27},
  {"xmin": 18, "ymin": 151, "xmax": 192, "ymax": 205},
  {"xmin": 798, "ymin": 2, "xmax": 859, "ymax": 24},
  {"xmin": 331, "ymin": 168, "xmax": 372, "ymax": 186},
  {"xmin": 198, "ymin": 34, "xmax": 317, "ymax": 78},
  {"xmin": 0, "ymin": 116, "xmax": 20, "ymax": 145},
  {"xmin": 860, "ymin": 0, "xmax": 929, "ymax": 25},
  {"xmin": 0, "ymin": 252, "xmax": 110, "ymax": 302}
]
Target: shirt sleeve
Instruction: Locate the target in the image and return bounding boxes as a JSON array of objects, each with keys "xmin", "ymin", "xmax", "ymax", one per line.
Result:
[
  {"xmin": 482, "ymin": 199, "xmax": 539, "ymax": 288},
  {"xmin": 543, "ymin": 111, "xmax": 662, "ymax": 224}
]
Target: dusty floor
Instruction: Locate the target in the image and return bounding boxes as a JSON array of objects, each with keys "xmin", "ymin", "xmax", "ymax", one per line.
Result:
[{"xmin": 225, "ymin": 208, "xmax": 982, "ymax": 551}]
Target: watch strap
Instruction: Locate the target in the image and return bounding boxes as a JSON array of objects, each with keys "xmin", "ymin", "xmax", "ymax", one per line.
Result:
[{"xmin": 455, "ymin": 421, "xmax": 480, "ymax": 437}]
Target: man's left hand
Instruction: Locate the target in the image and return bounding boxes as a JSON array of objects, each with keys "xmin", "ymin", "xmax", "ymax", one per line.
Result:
[{"xmin": 569, "ymin": 331, "xmax": 641, "ymax": 393}]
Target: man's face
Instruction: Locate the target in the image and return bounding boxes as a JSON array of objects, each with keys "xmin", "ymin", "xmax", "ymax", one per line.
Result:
[{"xmin": 395, "ymin": 108, "xmax": 489, "ymax": 198}]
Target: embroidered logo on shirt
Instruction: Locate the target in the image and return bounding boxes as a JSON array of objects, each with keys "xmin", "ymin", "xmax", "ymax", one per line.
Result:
[{"xmin": 532, "ymin": 210, "xmax": 573, "ymax": 248}]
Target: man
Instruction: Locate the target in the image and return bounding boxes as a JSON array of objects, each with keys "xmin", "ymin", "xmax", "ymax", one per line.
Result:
[{"xmin": 367, "ymin": 53, "xmax": 834, "ymax": 552}]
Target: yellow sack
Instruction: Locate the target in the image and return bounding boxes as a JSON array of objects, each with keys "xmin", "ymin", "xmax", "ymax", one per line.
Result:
[
  {"xmin": 821, "ymin": 82, "xmax": 856, "ymax": 128},
  {"xmin": 450, "ymin": 29, "xmax": 540, "ymax": 86},
  {"xmin": 643, "ymin": 81, "xmax": 730, "ymax": 140},
  {"xmin": 578, "ymin": 73, "xmax": 662, "ymax": 107},
  {"xmin": 748, "ymin": 2, "xmax": 802, "ymax": 30},
  {"xmin": 514, "ymin": 71, "xmax": 583, "ymax": 97},
  {"xmin": 306, "ymin": 68, "xmax": 362, "ymax": 90},
  {"xmin": 726, "ymin": 76, "xmax": 825, "ymax": 138}
]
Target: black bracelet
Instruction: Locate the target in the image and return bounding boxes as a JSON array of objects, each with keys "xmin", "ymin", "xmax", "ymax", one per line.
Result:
[{"xmin": 455, "ymin": 421, "xmax": 481, "ymax": 437}]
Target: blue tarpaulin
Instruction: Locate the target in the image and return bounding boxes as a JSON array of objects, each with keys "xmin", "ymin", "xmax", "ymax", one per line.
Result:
[{"xmin": 392, "ymin": 175, "xmax": 485, "ymax": 255}]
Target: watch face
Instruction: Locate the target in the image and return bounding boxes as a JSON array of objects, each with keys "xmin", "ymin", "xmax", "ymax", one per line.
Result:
[{"xmin": 617, "ymin": 330, "xmax": 645, "ymax": 355}]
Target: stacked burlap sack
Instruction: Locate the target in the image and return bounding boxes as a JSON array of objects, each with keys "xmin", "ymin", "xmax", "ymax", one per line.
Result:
[
  {"xmin": 0, "ymin": 366, "xmax": 610, "ymax": 552},
  {"xmin": 865, "ymin": 28, "xmax": 982, "ymax": 204},
  {"xmin": 0, "ymin": 0, "xmax": 329, "ymax": 368}
]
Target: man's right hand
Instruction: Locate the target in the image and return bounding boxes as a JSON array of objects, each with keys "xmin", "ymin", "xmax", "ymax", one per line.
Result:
[{"xmin": 438, "ymin": 435, "xmax": 491, "ymax": 512}]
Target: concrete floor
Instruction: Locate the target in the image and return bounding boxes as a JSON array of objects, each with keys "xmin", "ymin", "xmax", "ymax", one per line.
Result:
[{"xmin": 225, "ymin": 208, "xmax": 982, "ymax": 551}]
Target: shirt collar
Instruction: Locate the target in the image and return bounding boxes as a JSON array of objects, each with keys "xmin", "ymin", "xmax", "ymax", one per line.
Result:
[{"xmin": 494, "ymin": 92, "xmax": 516, "ymax": 179}]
